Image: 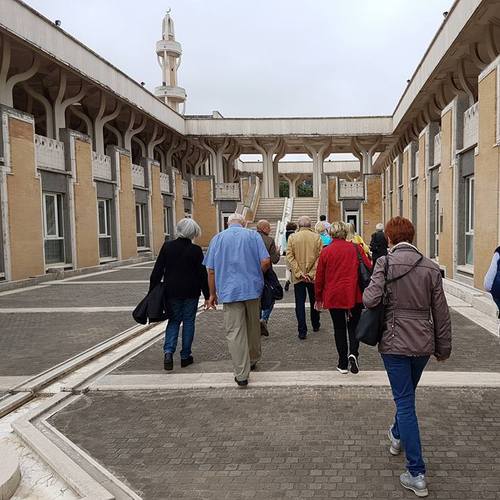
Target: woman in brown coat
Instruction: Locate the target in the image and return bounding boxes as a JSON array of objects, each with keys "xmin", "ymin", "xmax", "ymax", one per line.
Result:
[{"xmin": 363, "ymin": 217, "xmax": 452, "ymax": 498}]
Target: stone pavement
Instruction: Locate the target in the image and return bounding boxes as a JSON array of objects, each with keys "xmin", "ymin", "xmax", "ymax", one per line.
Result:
[
  {"xmin": 50, "ymin": 386, "xmax": 500, "ymax": 500},
  {"xmin": 0, "ymin": 264, "xmax": 150, "ymax": 383},
  {"xmin": 115, "ymin": 306, "xmax": 500, "ymax": 374}
]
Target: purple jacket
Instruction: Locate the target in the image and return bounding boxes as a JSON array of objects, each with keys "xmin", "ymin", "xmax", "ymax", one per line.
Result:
[{"xmin": 363, "ymin": 243, "xmax": 452, "ymax": 358}]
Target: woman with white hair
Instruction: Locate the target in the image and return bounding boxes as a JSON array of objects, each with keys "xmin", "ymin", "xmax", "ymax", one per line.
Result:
[{"xmin": 149, "ymin": 218, "xmax": 209, "ymax": 371}]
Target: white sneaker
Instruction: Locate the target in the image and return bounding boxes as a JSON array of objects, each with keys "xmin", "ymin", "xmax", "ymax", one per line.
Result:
[
  {"xmin": 400, "ymin": 471, "xmax": 428, "ymax": 497},
  {"xmin": 388, "ymin": 426, "xmax": 401, "ymax": 455},
  {"xmin": 336, "ymin": 366, "xmax": 348, "ymax": 374}
]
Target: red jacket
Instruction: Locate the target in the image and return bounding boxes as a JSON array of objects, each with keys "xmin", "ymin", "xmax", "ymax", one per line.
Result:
[{"xmin": 315, "ymin": 239, "xmax": 372, "ymax": 310}]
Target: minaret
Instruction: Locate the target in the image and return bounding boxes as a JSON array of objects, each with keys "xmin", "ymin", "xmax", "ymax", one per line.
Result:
[{"xmin": 155, "ymin": 10, "xmax": 186, "ymax": 113}]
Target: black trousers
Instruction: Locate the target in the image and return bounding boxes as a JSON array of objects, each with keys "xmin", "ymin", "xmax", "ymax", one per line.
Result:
[
  {"xmin": 294, "ymin": 281, "xmax": 320, "ymax": 337},
  {"xmin": 329, "ymin": 304, "xmax": 362, "ymax": 369}
]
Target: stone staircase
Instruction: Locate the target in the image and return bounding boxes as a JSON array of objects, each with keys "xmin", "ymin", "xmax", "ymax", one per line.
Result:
[
  {"xmin": 290, "ymin": 197, "xmax": 319, "ymax": 227},
  {"xmin": 249, "ymin": 198, "xmax": 286, "ymax": 238}
]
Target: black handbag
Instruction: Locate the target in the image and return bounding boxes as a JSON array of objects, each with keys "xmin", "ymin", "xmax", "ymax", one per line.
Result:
[
  {"xmin": 354, "ymin": 243, "xmax": 372, "ymax": 292},
  {"xmin": 261, "ymin": 268, "xmax": 284, "ymax": 309},
  {"xmin": 356, "ymin": 253, "xmax": 423, "ymax": 346},
  {"xmin": 132, "ymin": 283, "xmax": 170, "ymax": 324}
]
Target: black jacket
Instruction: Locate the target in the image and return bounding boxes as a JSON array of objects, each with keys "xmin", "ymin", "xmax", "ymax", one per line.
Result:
[
  {"xmin": 149, "ymin": 238, "xmax": 209, "ymax": 300},
  {"xmin": 370, "ymin": 231, "xmax": 388, "ymax": 263}
]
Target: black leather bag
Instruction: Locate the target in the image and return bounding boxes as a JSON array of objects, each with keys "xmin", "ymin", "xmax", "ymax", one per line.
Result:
[
  {"xmin": 133, "ymin": 283, "xmax": 170, "ymax": 324},
  {"xmin": 261, "ymin": 268, "xmax": 284, "ymax": 309},
  {"xmin": 355, "ymin": 244, "xmax": 372, "ymax": 292},
  {"xmin": 356, "ymin": 253, "xmax": 423, "ymax": 346}
]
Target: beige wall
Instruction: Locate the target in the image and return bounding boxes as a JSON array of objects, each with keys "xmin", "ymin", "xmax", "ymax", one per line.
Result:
[
  {"xmin": 438, "ymin": 109, "xmax": 454, "ymax": 277},
  {"xmin": 474, "ymin": 67, "xmax": 500, "ymax": 288},
  {"xmin": 118, "ymin": 154, "xmax": 137, "ymax": 259},
  {"xmin": 192, "ymin": 177, "xmax": 218, "ymax": 247},
  {"xmin": 362, "ymin": 175, "xmax": 382, "ymax": 241},
  {"xmin": 174, "ymin": 171, "xmax": 185, "ymax": 222},
  {"xmin": 73, "ymin": 138, "xmax": 99, "ymax": 268},
  {"xmin": 416, "ymin": 133, "xmax": 427, "ymax": 252},
  {"xmin": 150, "ymin": 163, "xmax": 164, "ymax": 256},
  {"xmin": 6, "ymin": 116, "xmax": 44, "ymax": 280},
  {"xmin": 327, "ymin": 177, "xmax": 341, "ymax": 222}
]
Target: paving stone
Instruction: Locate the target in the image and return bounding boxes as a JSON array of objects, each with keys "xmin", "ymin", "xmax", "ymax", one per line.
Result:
[
  {"xmin": 0, "ymin": 312, "xmax": 135, "ymax": 376},
  {"xmin": 72, "ymin": 268, "xmax": 151, "ymax": 282},
  {"xmin": 0, "ymin": 282, "xmax": 148, "ymax": 308},
  {"xmin": 50, "ymin": 386, "xmax": 500, "ymax": 500},
  {"xmin": 115, "ymin": 307, "xmax": 500, "ymax": 374}
]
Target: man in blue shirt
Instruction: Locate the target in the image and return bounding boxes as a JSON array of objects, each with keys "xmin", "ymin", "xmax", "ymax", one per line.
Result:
[{"xmin": 204, "ymin": 213, "xmax": 271, "ymax": 386}]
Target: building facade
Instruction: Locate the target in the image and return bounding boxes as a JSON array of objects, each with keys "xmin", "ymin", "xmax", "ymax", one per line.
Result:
[{"xmin": 1, "ymin": 0, "xmax": 500, "ymax": 317}]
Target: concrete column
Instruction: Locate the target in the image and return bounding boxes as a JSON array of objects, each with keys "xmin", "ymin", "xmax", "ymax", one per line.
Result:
[
  {"xmin": 53, "ymin": 71, "xmax": 86, "ymax": 140},
  {"xmin": 0, "ymin": 108, "xmax": 44, "ymax": 281},
  {"xmin": 94, "ymin": 93, "xmax": 121, "ymax": 155},
  {"xmin": 252, "ymin": 139, "xmax": 282, "ymax": 198},
  {"xmin": 62, "ymin": 130, "xmax": 99, "ymax": 269},
  {"xmin": 305, "ymin": 141, "xmax": 330, "ymax": 197}
]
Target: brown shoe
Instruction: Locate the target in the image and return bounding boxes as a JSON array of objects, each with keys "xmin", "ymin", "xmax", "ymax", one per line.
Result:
[{"xmin": 260, "ymin": 319, "xmax": 269, "ymax": 337}]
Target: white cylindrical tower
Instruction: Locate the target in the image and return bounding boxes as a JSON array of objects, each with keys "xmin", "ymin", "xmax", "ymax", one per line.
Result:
[{"xmin": 155, "ymin": 10, "xmax": 186, "ymax": 113}]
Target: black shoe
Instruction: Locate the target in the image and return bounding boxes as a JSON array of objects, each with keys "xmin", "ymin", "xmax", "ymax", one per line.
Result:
[
  {"xmin": 163, "ymin": 353, "xmax": 173, "ymax": 371},
  {"xmin": 284, "ymin": 281, "xmax": 290, "ymax": 292},
  {"xmin": 181, "ymin": 355, "xmax": 194, "ymax": 368},
  {"xmin": 250, "ymin": 363, "xmax": 257, "ymax": 371},
  {"xmin": 235, "ymin": 377, "xmax": 248, "ymax": 387},
  {"xmin": 298, "ymin": 334, "xmax": 307, "ymax": 340},
  {"xmin": 348, "ymin": 354, "xmax": 359, "ymax": 374},
  {"xmin": 260, "ymin": 320, "xmax": 269, "ymax": 337},
  {"xmin": 313, "ymin": 325, "xmax": 320, "ymax": 332}
]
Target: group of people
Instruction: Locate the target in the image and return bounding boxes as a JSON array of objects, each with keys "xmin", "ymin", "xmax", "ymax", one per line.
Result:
[{"xmin": 149, "ymin": 212, "xmax": 453, "ymax": 497}]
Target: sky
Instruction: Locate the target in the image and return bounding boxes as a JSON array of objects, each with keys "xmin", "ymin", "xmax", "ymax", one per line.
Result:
[{"xmin": 24, "ymin": 0, "xmax": 452, "ymax": 118}]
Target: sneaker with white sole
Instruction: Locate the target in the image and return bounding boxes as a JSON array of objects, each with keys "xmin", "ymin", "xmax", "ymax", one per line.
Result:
[
  {"xmin": 400, "ymin": 471, "xmax": 428, "ymax": 497},
  {"xmin": 348, "ymin": 354, "xmax": 359, "ymax": 374},
  {"xmin": 388, "ymin": 426, "xmax": 401, "ymax": 455},
  {"xmin": 336, "ymin": 366, "xmax": 348, "ymax": 374}
]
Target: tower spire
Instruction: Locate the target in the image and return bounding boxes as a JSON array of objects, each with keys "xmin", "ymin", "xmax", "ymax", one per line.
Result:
[{"xmin": 155, "ymin": 10, "xmax": 186, "ymax": 113}]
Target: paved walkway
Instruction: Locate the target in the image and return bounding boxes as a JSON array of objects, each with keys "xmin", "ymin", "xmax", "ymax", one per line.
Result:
[
  {"xmin": 50, "ymin": 386, "xmax": 500, "ymax": 500},
  {"xmin": 3, "ymin": 259, "xmax": 500, "ymax": 499}
]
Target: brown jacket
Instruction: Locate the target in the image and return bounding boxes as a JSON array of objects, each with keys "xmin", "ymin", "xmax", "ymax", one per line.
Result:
[
  {"xmin": 363, "ymin": 243, "xmax": 452, "ymax": 358},
  {"xmin": 286, "ymin": 228, "xmax": 323, "ymax": 284},
  {"xmin": 258, "ymin": 231, "xmax": 281, "ymax": 265}
]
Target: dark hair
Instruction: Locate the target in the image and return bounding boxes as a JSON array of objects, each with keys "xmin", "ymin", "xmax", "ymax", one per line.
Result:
[
  {"xmin": 385, "ymin": 217, "xmax": 415, "ymax": 245},
  {"xmin": 319, "ymin": 215, "xmax": 326, "ymax": 221},
  {"xmin": 286, "ymin": 222, "xmax": 297, "ymax": 231}
]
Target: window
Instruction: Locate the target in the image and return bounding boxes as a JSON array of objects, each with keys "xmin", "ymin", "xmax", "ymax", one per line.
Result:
[
  {"xmin": 411, "ymin": 179, "xmax": 418, "ymax": 230},
  {"xmin": 465, "ymin": 176, "xmax": 474, "ymax": 265},
  {"xmin": 163, "ymin": 206, "xmax": 172, "ymax": 238},
  {"xmin": 398, "ymin": 186, "xmax": 403, "ymax": 216},
  {"xmin": 98, "ymin": 199, "xmax": 112, "ymax": 259},
  {"xmin": 434, "ymin": 192, "xmax": 440, "ymax": 259},
  {"xmin": 136, "ymin": 203, "xmax": 146, "ymax": 248},
  {"xmin": 411, "ymin": 149, "xmax": 418, "ymax": 179},
  {"xmin": 43, "ymin": 193, "xmax": 65, "ymax": 265}
]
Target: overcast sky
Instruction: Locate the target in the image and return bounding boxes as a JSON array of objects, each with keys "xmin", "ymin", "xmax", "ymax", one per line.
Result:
[{"xmin": 24, "ymin": 0, "xmax": 452, "ymax": 118}]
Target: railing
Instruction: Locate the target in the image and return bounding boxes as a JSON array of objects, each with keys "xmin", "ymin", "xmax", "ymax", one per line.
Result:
[
  {"xmin": 275, "ymin": 197, "xmax": 293, "ymax": 248},
  {"xmin": 92, "ymin": 152, "xmax": 112, "ymax": 181},
  {"xmin": 132, "ymin": 163, "xmax": 145, "ymax": 188},
  {"xmin": 214, "ymin": 182, "xmax": 240, "ymax": 200},
  {"xmin": 238, "ymin": 175, "xmax": 261, "ymax": 222},
  {"xmin": 35, "ymin": 135, "xmax": 65, "ymax": 171},
  {"xmin": 182, "ymin": 179, "xmax": 190, "ymax": 198},
  {"xmin": 160, "ymin": 172, "xmax": 171, "ymax": 193},
  {"xmin": 433, "ymin": 132, "xmax": 441, "ymax": 166},
  {"xmin": 463, "ymin": 102, "xmax": 479, "ymax": 150},
  {"xmin": 338, "ymin": 179, "xmax": 364, "ymax": 200}
]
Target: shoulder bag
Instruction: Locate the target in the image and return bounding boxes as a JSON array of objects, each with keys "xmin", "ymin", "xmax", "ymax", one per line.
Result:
[
  {"xmin": 356, "ymin": 253, "xmax": 423, "ymax": 346},
  {"xmin": 354, "ymin": 243, "xmax": 372, "ymax": 292}
]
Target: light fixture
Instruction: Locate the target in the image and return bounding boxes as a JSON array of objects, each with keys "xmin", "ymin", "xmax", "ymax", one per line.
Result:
[{"xmin": 55, "ymin": 19, "xmax": 61, "ymax": 26}]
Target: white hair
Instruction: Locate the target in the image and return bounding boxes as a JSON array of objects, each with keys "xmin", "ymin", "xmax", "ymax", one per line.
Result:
[
  {"xmin": 376, "ymin": 223, "xmax": 384, "ymax": 231},
  {"xmin": 176, "ymin": 217, "xmax": 201, "ymax": 240},
  {"xmin": 227, "ymin": 213, "xmax": 246, "ymax": 226},
  {"xmin": 297, "ymin": 216, "xmax": 311, "ymax": 228}
]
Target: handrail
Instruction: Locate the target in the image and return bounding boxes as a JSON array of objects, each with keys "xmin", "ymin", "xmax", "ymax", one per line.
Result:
[
  {"xmin": 275, "ymin": 197, "xmax": 293, "ymax": 248},
  {"xmin": 237, "ymin": 175, "xmax": 260, "ymax": 222}
]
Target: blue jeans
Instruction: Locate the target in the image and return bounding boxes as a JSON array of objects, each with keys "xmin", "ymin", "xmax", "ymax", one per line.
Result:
[
  {"xmin": 381, "ymin": 354, "xmax": 430, "ymax": 476},
  {"xmin": 163, "ymin": 298, "xmax": 199, "ymax": 359},
  {"xmin": 261, "ymin": 301, "xmax": 275, "ymax": 322},
  {"xmin": 294, "ymin": 281, "xmax": 320, "ymax": 337}
]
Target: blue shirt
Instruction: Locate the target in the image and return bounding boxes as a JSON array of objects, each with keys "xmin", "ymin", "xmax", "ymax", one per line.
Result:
[{"xmin": 204, "ymin": 224, "xmax": 270, "ymax": 303}]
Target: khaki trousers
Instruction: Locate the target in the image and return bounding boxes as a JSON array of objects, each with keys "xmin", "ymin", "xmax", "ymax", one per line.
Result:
[{"xmin": 223, "ymin": 298, "xmax": 261, "ymax": 382}]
